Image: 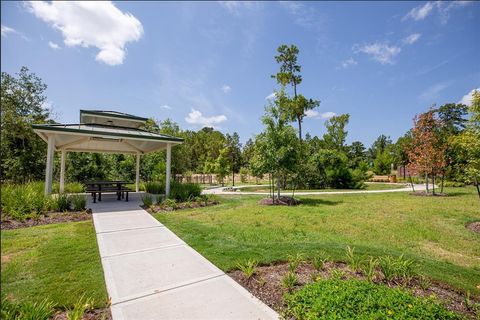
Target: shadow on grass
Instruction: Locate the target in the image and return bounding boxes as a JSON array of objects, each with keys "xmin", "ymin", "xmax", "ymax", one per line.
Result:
[{"xmin": 299, "ymin": 198, "xmax": 343, "ymax": 206}]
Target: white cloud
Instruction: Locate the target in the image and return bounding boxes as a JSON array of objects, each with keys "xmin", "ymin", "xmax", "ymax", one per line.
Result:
[
  {"xmin": 340, "ymin": 58, "xmax": 357, "ymax": 69},
  {"xmin": 355, "ymin": 42, "xmax": 401, "ymax": 65},
  {"xmin": 222, "ymin": 84, "xmax": 231, "ymax": 93},
  {"xmin": 402, "ymin": 33, "xmax": 421, "ymax": 45},
  {"xmin": 403, "ymin": 2, "xmax": 436, "ymax": 21},
  {"xmin": 305, "ymin": 110, "xmax": 336, "ymax": 119},
  {"xmin": 26, "ymin": 1, "xmax": 143, "ymax": 66},
  {"xmin": 459, "ymin": 87, "xmax": 480, "ymax": 106},
  {"xmin": 1, "ymin": 24, "xmax": 29, "ymax": 40},
  {"xmin": 218, "ymin": 1, "xmax": 255, "ymax": 14},
  {"xmin": 265, "ymin": 92, "xmax": 276, "ymax": 100},
  {"xmin": 185, "ymin": 108, "xmax": 227, "ymax": 128},
  {"xmin": 419, "ymin": 82, "xmax": 450, "ymax": 101},
  {"xmin": 160, "ymin": 105, "xmax": 171, "ymax": 110},
  {"xmin": 403, "ymin": 1, "xmax": 472, "ymax": 23},
  {"xmin": 48, "ymin": 41, "xmax": 60, "ymax": 49}
]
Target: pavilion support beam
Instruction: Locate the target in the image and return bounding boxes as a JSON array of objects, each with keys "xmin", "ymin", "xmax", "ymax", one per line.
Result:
[
  {"xmin": 59, "ymin": 149, "xmax": 66, "ymax": 193},
  {"xmin": 44, "ymin": 135, "xmax": 55, "ymax": 195},
  {"xmin": 166, "ymin": 143, "xmax": 171, "ymax": 198},
  {"xmin": 136, "ymin": 153, "xmax": 140, "ymax": 193}
]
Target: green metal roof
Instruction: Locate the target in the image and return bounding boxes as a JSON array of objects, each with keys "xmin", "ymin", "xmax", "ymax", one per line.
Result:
[
  {"xmin": 80, "ymin": 110, "xmax": 149, "ymax": 122},
  {"xmin": 32, "ymin": 123, "xmax": 184, "ymax": 142}
]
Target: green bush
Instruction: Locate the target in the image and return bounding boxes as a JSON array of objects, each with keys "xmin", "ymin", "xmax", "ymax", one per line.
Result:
[
  {"xmin": 283, "ymin": 279, "xmax": 462, "ymax": 319},
  {"xmin": 378, "ymin": 255, "xmax": 416, "ymax": 283},
  {"xmin": 52, "ymin": 182, "xmax": 85, "ymax": 194},
  {"xmin": 141, "ymin": 194, "xmax": 153, "ymax": 207},
  {"xmin": 71, "ymin": 195, "xmax": 87, "ymax": 211},
  {"xmin": 162, "ymin": 198, "xmax": 177, "ymax": 209},
  {"xmin": 50, "ymin": 193, "xmax": 71, "ymax": 212},
  {"xmin": 236, "ymin": 259, "xmax": 258, "ymax": 279},
  {"xmin": 145, "ymin": 181, "xmax": 165, "ymax": 194},
  {"xmin": 169, "ymin": 182, "xmax": 202, "ymax": 202},
  {"xmin": 1, "ymin": 182, "xmax": 47, "ymax": 220},
  {"xmin": 443, "ymin": 181, "xmax": 465, "ymax": 187},
  {"xmin": 1, "ymin": 295, "xmax": 56, "ymax": 320}
]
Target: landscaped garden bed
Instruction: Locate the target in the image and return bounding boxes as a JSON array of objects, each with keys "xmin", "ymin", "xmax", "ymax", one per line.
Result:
[
  {"xmin": 229, "ymin": 250, "xmax": 479, "ymax": 319},
  {"xmin": 1, "ymin": 210, "xmax": 92, "ymax": 230}
]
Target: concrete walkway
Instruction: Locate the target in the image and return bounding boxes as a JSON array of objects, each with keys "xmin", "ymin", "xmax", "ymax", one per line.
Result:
[
  {"xmin": 203, "ymin": 183, "xmax": 429, "ymax": 196},
  {"xmin": 90, "ymin": 194, "xmax": 278, "ymax": 320}
]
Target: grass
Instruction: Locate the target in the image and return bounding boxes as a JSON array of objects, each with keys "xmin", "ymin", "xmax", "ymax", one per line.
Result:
[
  {"xmin": 1, "ymin": 221, "xmax": 107, "ymax": 309},
  {"xmin": 238, "ymin": 182, "xmax": 405, "ymax": 192},
  {"xmin": 154, "ymin": 187, "xmax": 480, "ymax": 294}
]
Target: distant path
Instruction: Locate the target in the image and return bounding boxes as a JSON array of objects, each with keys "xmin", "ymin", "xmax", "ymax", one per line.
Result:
[{"xmin": 203, "ymin": 183, "xmax": 429, "ymax": 196}]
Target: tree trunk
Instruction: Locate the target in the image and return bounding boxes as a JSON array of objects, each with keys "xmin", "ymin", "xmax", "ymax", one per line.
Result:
[
  {"xmin": 474, "ymin": 176, "xmax": 480, "ymax": 200},
  {"xmin": 409, "ymin": 175, "xmax": 415, "ymax": 192},
  {"xmin": 432, "ymin": 175, "xmax": 436, "ymax": 195},
  {"xmin": 277, "ymin": 175, "xmax": 281, "ymax": 201},
  {"xmin": 425, "ymin": 173, "xmax": 429, "ymax": 193},
  {"xmin": 232, "ymin": 171, "xmax": 235, "ymax": 186},
  {"xmin": 440, "ymin": 173, "xmax": 445, "ymax": 194},
  {"xmin": 297, "ymin": 114, "xmax": 302, "ymax": 141}
]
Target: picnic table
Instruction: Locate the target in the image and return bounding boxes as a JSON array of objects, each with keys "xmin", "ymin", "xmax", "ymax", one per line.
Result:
[{"xmin": 84, "ymin": 181, "xmax": 131, "ymax": 203}]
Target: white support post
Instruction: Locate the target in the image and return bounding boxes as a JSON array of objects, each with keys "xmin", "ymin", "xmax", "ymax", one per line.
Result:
[
  {"xmin": 44, "ymin": 135, "xmax": 55, "ymax": 195},
  {"xmin": 59, "ymin": 149, "xmax": 66, "ymax": 193},
  {"xmin": 136, "ymin": 153, "xmax": 140, "ymax": 193},
  {"xmin": 166, "ymin": 143, "xmax": 171, "ymax": 198}
]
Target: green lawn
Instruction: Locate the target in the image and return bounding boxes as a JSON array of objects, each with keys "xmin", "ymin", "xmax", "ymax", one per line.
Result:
[
  {"xmin": 154, "ymin": 187, "xmax": 480, "ymax": 295},
  {"xmin": 1, "ymin": 221, "xmax": 107, "ymax": 308},
  {"xmin": 238, "ymin": 182, "xmax": 406, "ymax": 192}
]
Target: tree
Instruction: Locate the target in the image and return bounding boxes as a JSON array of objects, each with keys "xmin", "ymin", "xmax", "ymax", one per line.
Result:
[
  {"xmin": 406, "ymin": 110, "xmax": 446, "ymax": 194},
  {"xmin": 323, "ymin": 114, "xmax": 350, "ymax": 152},
  {"xmin": 453, "ymin": 90, "xmax": 480, "ymax": 199},
  {"xmin": 348, "ymin": 141, "xmax": 367, "ymax": 168},
  {"xmin": 368, "ymin": 135, "xmax": 392, "ymax": 163},
  {"xmin": 272, "ymin": 44, "xmax": 319, "ymax": 140},
  {"xmin": 214, "ymin": 147, "xmax": 230, "ymax": 186},
  {"xmin": 1, "ymin": 67, "xmax": 51, "ymax": 182},
  {"xmin": 225, "ymin": 132, "xmax": 242, "ymax": 186}
]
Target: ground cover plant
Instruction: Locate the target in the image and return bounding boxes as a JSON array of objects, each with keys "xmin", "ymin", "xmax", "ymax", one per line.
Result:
[
  {"xmin": 154, "ymin": 187, "xmax": 480, "ymax": 295},
  {"xmin": 1, "ymin": 221, "xmax": 108, "ymax": 311}
]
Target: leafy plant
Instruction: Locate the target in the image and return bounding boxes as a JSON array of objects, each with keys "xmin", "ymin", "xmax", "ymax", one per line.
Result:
[
  {"xmin": 155, "ymin": 194, "xmax": 164, "ymax": 204},
  {"xmin": 378, "ymin": 255, "xmax": 416, "ymax": 283},
  {"xmin": 312, "ymin": 251, "xmax": 329, "ymax": 271},
  {"xmin": 52, "ymin": 193, "xmax": 71, "ymax": 212},
  {"xmin": 169, "ymin": 182, "xmax": 202, "ymax": 202},
  {"xmin": 288, "ymin": 253, "xmax": 303, "ymax": 272},
  {"xmin": 282, "ymin": 271, "xmax": 298, "ymax": 290},
  {"xmin": 236, "ymin": 259, "xmax": 258, "ymax": 279},
  {"xmin": 71, "ymin": 195, "xmax": 86, "ymax": 211},
  {"xmin": 141, "ymin": 194, "xmax": 153, "ymax": 207},
  {"xmin": 1, "ymin": 182, "xmax": 47, "ymax": 219},
  {"xmin": 418, "ymin": 274, "xmax": 431, "ymax": 290},
  {"xmin": 144, "ymin": 181, "xmax": 165, "ymax": 194},
  {"xmin": 330, "ymin": 268, "xmax": 346, "ymax": 280},
  {"xmin": 162, "ymin": 198, "xmax": 177, "ymax": 210},
  {"xmin": 1, "ymin": 296, "xmax": 56, "ymax": 320},
  {"xmin": 361, "ymin": 256, "xmax": 378, "ymax": 282},
  {"xmin": 345, "ymin": 246, "xmax": 363, "ymax": 272},
  {"xmin": 283, "ymin": 279, "xmax": 462, "ymax": 320},
  {"xmin": 66, "ymin": 295, "xmax": 93, "ymax": 320}
]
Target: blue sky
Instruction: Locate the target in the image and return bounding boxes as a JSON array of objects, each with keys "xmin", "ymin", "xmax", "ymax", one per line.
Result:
[{"xmin": 1, "ymin": 1, "xmax": 479, "ymax": 146}]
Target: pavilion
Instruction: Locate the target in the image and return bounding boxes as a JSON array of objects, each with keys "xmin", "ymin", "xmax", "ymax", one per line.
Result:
[{"xmin": 33, "ymin": 110, "xmax": 183, "ymax": 197}]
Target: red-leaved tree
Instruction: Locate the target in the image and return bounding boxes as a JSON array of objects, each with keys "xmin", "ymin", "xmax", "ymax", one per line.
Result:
[{"xmin": 406, "ymin": 110, "xmax": 446, "ymax": 195}]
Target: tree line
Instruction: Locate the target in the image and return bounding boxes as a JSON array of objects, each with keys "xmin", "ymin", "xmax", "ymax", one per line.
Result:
[{"xmin": 1, "ymin": 53, "xmax": 479, "ymax": 200}]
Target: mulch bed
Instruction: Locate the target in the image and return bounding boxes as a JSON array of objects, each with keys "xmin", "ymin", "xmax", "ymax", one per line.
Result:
[
  {"xmin": 228, "ymin": 261, "xmax": 479, "ymax": 319},
  {"xmin": 1, "ymin": 210, "xmax": 93, "ymax": 230},
  {"xmin": 258, "ymin": 196, "xmax": 300, "ymax": 206},
  {"xmin": 466, "ymin": 221, "xmax": 480, "ymax": 234},
  {"xmin": 53, "ymin": 308, "xmax": 111, "ymax": 320}
]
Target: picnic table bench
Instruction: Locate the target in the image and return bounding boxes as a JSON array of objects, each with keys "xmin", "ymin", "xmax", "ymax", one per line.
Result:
[{"xmin": 85, "ymin": 181, "xmax": 132, "ymax": 203}]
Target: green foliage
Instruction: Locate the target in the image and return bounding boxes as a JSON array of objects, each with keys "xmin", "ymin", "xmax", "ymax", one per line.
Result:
[
  {"xmin": 162, "ymin": 198, "xmax": 177, "ymax": 209},
  {"xmin": 144, "ymin": 181, "xmax": 165, "ymax": 194},
  {"xmin": 1, "ymin": 182, "xmax": 46, "ymax": 220},
  {"xmin": 51, "ymin": 193, "xmax": 72, "ymax": 212},
  {"xmin": 312, "ymin": 251, "xmax": 329, "ymax": 271},
  {"xmin": 71, "ymin": 195, "xmax": 86, "ymax": 211},
  {"xmin": 52, "ymin": 182, "xmax": 85, "ymax": 194},
  {"xmin": 283, "ymin": 279, "xmax": 462, "ymax": 319},
  {"xmin": 282, "ymin": 271, "xmax": 298, "ymax": 290},
  {"xmin": 141, "ymin": 194, "xmax": 153, "ymax": 207},
  {"xmin": 214, "ymin": 147, "xmax": 230, "ymax": 186},
  {"xmin": 443, "ymin": 181, "xmax": 465, "ymax": 187},
  {"xmin": 65, "ymin": 295, "xmax": 93, "ymax": 320},
  {"xmin": 361, "ymin": 256, "xmax": 378, "ymax": 282},
  {"xmin": 1, "ymin": 295, "xmax": 56, "ymax": 320},
  {"xmin": 288, "ymin": 253, "xmax": 303, "ymax": 272},
  {"xmin": 345, "ymin": 246, "xmax": 363, "ymax": 272},
  {"xmin": 378, "ymin": 255, "xmax": 416, "ymax": 283},
  {"xmin": 169, "ymin": 182, "xmax": 202, "ymax": 202},
  {"xmin": 236, "ymin": 259, "xmax": 258, "ymax": 279}
]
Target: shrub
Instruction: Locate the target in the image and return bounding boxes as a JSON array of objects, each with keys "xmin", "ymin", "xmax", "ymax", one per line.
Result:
[
  {"xmin": 71, "ymin": 195, "xmax": 87, "ymax": 211},
  {"xmin": 378, "ymin": 255, "xmax": 416, "ymax": 283},
  {"xmin": 288, "ymin": 253, "xmax": 303, "ymax": 272},
  {"xmin": 141, "ymin": 194, "xmax": 153, "ymax": 207},
  {"xmin": 345, "ymin": 246, "xmax": 363, "ymax": 272},
  {"xmin": 66, "ymin": 296, "xmax": 93, "ymax": 320},
  {"xmin": 1, "ymin": 182, "xmax": 47, "ymax": 220},
  {"xmin": 361, "ymin": 256, "xmax": 378, "ymax": 282},
  {"xmin": 236, "ymin": 259, "xmax": 258, "ymax": 279},
  {"xmin": 169, "ymin": 182, "xmax": 201, "ymax": 202},
  {"xmin": 52, "ymin": 182, "xmax": 85, "ymax": 194},
  {"xmin": 443, "ymin": 181, "xmax": 465, "ymax": 187},
  {"xmin": 1, "ymin": 296, "xmax": 56, "ymax": 320},
  {"xmin": 51, "ymin": 193, "xmax": 71, "ymax": 212},
  {"xmin": 282, "ymin": 271, "xmax": 298, "ymax": 290},
  {"xmin": 145, "ymin": 181, "xmax": 165, "ymax": 194},
  {"xmin": 283, "ymin": 279, "xmax": 462, "ymax": 320},
  {"xmin": 162, "ymin": 198, "xmax": 177, "ymax": 209},
  {"xmin": 312, "ymin": 251, "xmax": 329, "ymax": 271}
]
